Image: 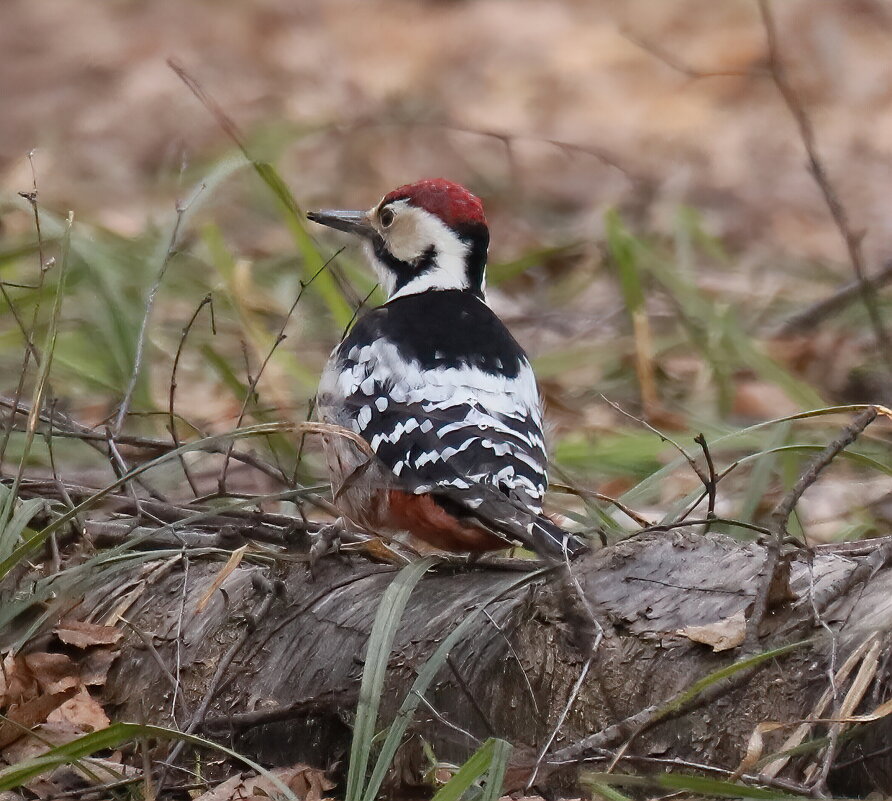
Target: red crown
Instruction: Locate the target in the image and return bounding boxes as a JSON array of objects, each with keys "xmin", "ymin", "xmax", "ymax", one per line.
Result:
[{"xmin": 382, "ymin": 179, "xmax": 487, "ymax": 229}]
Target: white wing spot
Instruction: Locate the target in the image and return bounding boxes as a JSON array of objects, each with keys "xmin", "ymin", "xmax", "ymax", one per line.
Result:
[
  {"xmin": 375, "ymin": 396, "xmax": 388, "ymax": 412},
  {"xmin": 357, "ymin": 405, "xmax": 372, "ymax": 430}
]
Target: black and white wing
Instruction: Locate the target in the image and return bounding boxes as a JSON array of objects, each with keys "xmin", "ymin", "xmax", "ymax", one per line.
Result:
[{"xmin": 317, "ymin": 291, "xmax": 548, "ymax": 513}]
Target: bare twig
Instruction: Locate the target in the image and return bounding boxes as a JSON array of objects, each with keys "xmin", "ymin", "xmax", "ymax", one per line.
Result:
[
  {"xmin": 602, "ymin": 396, "xmax": 730, "ymax": 526},
  {"xmin": 172, "ymin": 555, "xmax": 190, "ymax": 725},
  {"xmin": 113, "ymin": 182, "xmax": 206, "ymax": 436},
  {"xmin": 541, "ymin": 650, "xmax": 796, "ymax": 780},
  {"xmin": 218, "ymin": 250, "xmax": 343, "ymax": 491},
  {"xmin": 1, "ymin": 397, "xmax": 292, "ymax": 487},
  {"xmin": 290, "ymin": 396, "xmax": 316, "ymax": 489},
  {"xmin": 414, "ymin": 691, "xmax": 483, "ymax": 746},
  {"xmin": 0, "ymin": 283, "xmax": 40, "ymax": 363},
  {"xmin": 200, "ymin": 687, "xmax": 358, "ymax": 732},
  {"xmin": 745, "ymin": 406, "xmax": 878, "ymax": 649},
  {"xmin": 641, "ymin": 516, "xmax": 772, "ymax": 539},
  {"xmin": 340, "ymin": 283, "xmax": 379, "ymax": 341},
  {"xmin": 44, "ymin": 401, "xmax": 81, "ymax": 571},
  {"xmin": 120, "ymin": 615, "xmax": 191, "ymax": 724},
  {"xmin": 694, "ymin": 433, "xmax": 718, "ymax": 530},
  {"xmin": 483, "ymin": 609, "xmax": 540, "ymax": 719},
  {"xmin": 0, "ymin": 154, "xmax": 51, "ymax": 467},
  {"xmin": 758, "ymin": 0, "xmax": 892, "ymax": 377},
  {"xmin": 620, "ymin": 28, "xmax": 766, "ymax": 81},
  {"xmin": 168, "ymin": 293, "xmax": 214, "ymax": 496},
  {"xmin": 527, "ymin": 655, "xmax": 593, "ymax": 790},
  {"xmin": 160, "ymin": 571, "xmax": 278, "ymax": 786},
  {"xmin": 775, "ymin": 259, "xmax": 892, "ymax": 337},
  {"xmin": 602, "ymin": 396, "xmax": 710, "ymax": 489},
  {"xmin": 549, "ymin": 481, "xmax": 654, "ymax": 528}
]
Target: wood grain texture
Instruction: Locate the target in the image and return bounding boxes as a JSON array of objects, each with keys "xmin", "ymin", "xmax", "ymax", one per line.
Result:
[{"xmin": 84, "ymin": 530, "xmax": 892, "ymax": 795}]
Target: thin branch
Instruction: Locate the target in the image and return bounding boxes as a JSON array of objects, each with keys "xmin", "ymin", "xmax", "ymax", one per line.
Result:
[
  {"xmin": 168, "ymin": 292, "xmax": 214, "ymax": 496},
  {"xmin": 602, "ymin": 396, "xmax": 711, "ymax": 488},
  {"xmin": 200, "ymin": 687, "xmax": 357, "ymax": 732},
  {"xmin": 483, "ymin": 609, "xmax": 540, "ymax": 719},
  {"xmin": 745, "ymin": 406, "xmax": 878, "ymax": 649},
  {"xmin": 758, "ymin": 0, "xmax": 892, "ymax": 377},
  {"xmin": 527, "ymin": 655, "xmax": 594, "ymax": 789},
  {"xmin": 549, "ymin": 481, "xmax": 654, "ymax": 528},
  {"xmin": 620, "ymin": 28, "xmax": 765, "ymax": 81},
  {"xmin": 217, "ymin": 251, "xmax": 341, "ymax": 491},
  {"xmin": 0, "ymin": 397, "xmax": 292, "ymax": 487},
  {"xmin": 775, "ymin": 259, "xmax": 892, "ymax": 337},
  {"xmin": 113, "ymin": 182, "xmax": 206, "ymax": 436},
  {"xmin": 694, "ymin": 433, "xmax": 718, "ymax": 530},
  {"xmin": 446, "ymin": 654, "xmax": 496, "ymax": 737},
  {"xmin": 340, "ymin": 283, "xmax": 378, "ymax": 342},
  {"xmin": 1, "ymin": 155, "xmax": 51, "ymax": 466},
  {"xmin": 159, "ymin": 572, "xmax": 278, "ymax": 788}
]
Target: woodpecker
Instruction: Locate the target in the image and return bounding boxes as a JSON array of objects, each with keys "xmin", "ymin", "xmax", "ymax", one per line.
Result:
[{"xmin": 308, "ymin": 179, "xmax": 586, "ymax": 560}]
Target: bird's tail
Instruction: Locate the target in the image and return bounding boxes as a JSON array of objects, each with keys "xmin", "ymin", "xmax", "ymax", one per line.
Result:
[
  {"xmin": 524, "ymin": 513, "xmax": 589, "ymax": 560},
  {"xmin": 434, "ymin": 487, "xmax": 588, "ymax": 560}
]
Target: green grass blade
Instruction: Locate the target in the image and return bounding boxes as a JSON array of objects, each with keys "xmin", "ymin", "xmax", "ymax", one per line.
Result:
[
  {"xmin": 0, "ymin": 422, "xmax": 298, "ymax": 581},
  {"xmin": 605, "ymin": 209, "xmax": 645, "ymax": 313},
  {"xmin": 430, "ymin": 737, "xmax": 512, "ymax": 801},
  {"xmin": 363, "ymin": 569, "xmax": 545, "ymax": 801},
  {"xmin": 251, "ymin": 161, "xmax": 353, "ymax": 327},
  {"xmin": 586, "ymin": 779, "xmax": 635, "ymax": 801},
  {"xmin": 658, "ymin": 640, "xmax": 808, "ymax": 718},
  {"xmin": 584, "ymin": 771, "xmax": 803, "ymax": 800},
  {"xmin": 621, "ymin": 404, "xmax": 886, "ymax": 508},
  {"xmin": 0, "ymin": 497, "xmax": 45, "ymax": 564},
  {"xmin": 345, "ymin": 555, "xmax": 439, "ymax": 801},
  {"xmin": 479, "ymin": 737, "xmax": 512, "ymax": 801},
  {"xmin": 0, "ymin": 212, "xmax": 71, "ymax": 539},
  {"xmin": 0, "ymin": 721, "xmax": 300, "ymax": 800},
  {"xmin": 659, "ymin": 772, "xmax": 805, "ymax": 799}
]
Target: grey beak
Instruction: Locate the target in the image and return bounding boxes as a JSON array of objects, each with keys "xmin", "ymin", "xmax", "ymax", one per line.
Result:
[{"xmin": 306, "ymin": 209, "xmax": 375, "ymax": 239}]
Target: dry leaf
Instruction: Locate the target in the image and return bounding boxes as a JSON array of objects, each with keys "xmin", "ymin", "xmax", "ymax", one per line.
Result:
[
  {"xmin": 730, "ymin": 721, "xmax": 785, "ymax": 780},
  {"xmin": 0, "ymin": 720, "xmax": 85, "ymax": 768},
  {"xmin": 22, "ymin": 653, "xmax": 79, "ymax": 695},
  {"xmin": 677, "ymin": 609, "xmax": 746, "ymax": 652},
  {"xmin": 194, "ymin": 764, "xmax": 335, "ymax": 801},
  {"xmin": 0, "ymin": 686, "xmax": 79, "ymax": 749},
  {"xmin": 54, "ymin": 620, "xmax": 123, "ymax": 648},
  {"xmin": 193, "ymin": 775, "xmax": 243, "ymax": 801},
  {"xmin": 196, "ymin": 545, "xmax": 247, "ymax": 613},
  {"xmin": 48, "ymin": 687, "xmax": 110, "ymax": 732},
  {"xmin": 0, "ymin": 653, "xmax": 82, "ymax": 748},
  {"xmin": 80, "ymin": 648, "xmax": 120, "ymax": 686}
]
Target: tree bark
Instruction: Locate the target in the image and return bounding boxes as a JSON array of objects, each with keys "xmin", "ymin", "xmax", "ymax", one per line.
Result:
[{"xmin": 84, "ymin": 528, "xmax": 892, "ymax": 797}]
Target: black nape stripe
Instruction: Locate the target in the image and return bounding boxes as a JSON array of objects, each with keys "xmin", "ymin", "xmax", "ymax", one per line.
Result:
[{"xmin": 455, "ymin": 222, "xmax": 489, "ymax": 297}]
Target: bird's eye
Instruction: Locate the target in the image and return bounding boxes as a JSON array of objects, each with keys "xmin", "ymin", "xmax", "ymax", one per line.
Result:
[{"xmin": 379, "ymin": 208, "xmax": 395, "ymax": 228}]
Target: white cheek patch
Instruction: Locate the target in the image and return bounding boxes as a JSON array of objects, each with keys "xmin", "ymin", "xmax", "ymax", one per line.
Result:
[
  {"xmin": 369, "ymin": 205, "xmax": 473, "ymax": 301},
  {"xmin": 362, "ymin": 240, "xmax": 397, "ymax": 298}
]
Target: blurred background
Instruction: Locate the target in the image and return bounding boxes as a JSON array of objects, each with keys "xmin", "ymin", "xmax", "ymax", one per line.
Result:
[{"xmin": 1, "ymin": 0, "xmax": 891, "ymax": 542}]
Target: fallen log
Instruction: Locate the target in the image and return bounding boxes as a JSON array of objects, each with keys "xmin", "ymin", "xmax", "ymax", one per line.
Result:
[{"xmin": 82, "ymin": 529, "xmax": 892, "ymax": 797}]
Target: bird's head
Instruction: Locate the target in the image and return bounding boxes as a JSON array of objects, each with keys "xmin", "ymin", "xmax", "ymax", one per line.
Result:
[{"xmin": 307, "ymin": 178, "xmax": 489, "ymax": 301}]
